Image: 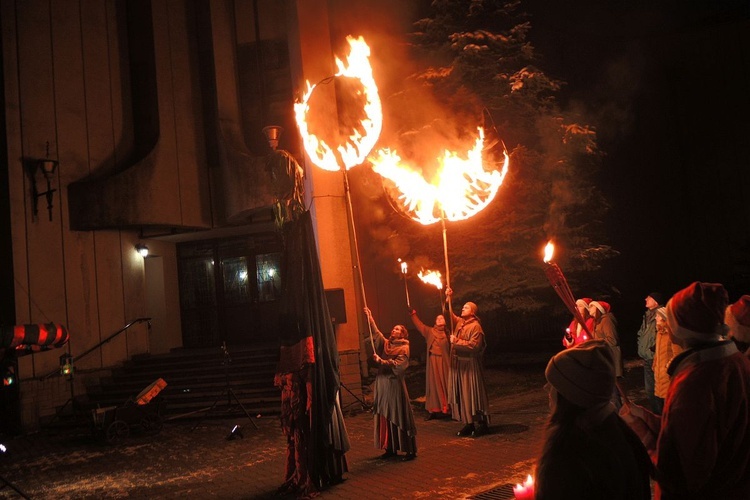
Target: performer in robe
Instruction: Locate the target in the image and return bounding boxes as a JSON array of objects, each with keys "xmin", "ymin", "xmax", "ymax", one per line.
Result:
[
  {"xmin": 364, "ymin": 307, "xmax": 417, "ymax": 461},
  {"xmin": 445, "ymin": 288, "xmax": 491, "ymax": 437},
  {"xmin": 409, "ymin": 309, "xmax": 451, "ymax": 420}
]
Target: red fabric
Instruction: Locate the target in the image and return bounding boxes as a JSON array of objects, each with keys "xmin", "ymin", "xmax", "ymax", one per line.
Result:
[
  {"xmin": 669, "ymin": 282, "xmax": 727, "ymax": 334},
  {"xmin": 654, "ymin": 345, "xmax": 750, "ymax": 499}
]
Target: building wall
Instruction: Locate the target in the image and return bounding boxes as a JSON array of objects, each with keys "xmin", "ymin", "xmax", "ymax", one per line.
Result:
[{"xmin": 2, "ymin": 0, "xmax": 365, "ymax": 430}]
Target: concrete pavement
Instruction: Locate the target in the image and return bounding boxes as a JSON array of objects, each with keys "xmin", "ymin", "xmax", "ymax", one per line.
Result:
[{"xmin": 0, "ymin": 359, "xmax": 647, "ymax": 499}]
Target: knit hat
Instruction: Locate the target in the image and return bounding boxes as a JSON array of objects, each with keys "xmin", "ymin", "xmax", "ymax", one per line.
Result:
[
  {"xmin": 655, "ymin": 307, "xmax": 667, "ymax": 321},
  {"xmin": 666, "ymin": 282, "xmax": 728, "ymax": 343},
  {"xmin": 576, "ymin": 297, "xmax": 593, "ymax": 308},
  {"xmin": 590, "ymin": 301, "xmax": 610, "ymax": 315},
  {"xmin": 545, "ymin": 340, "xmax": 615, "ymax": 408},
  {"xmin": 726, "ymin": 295, "xmax": 750, "ymax": 343},
  {"xmin": 648, "ymin": 292, "xmax": 665, "ymax": 306}
]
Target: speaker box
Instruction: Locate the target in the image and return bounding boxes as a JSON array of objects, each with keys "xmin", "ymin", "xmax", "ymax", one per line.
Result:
[{"xmin": 325, "ymin": 288, "xmax": 347, "ymax": 324}]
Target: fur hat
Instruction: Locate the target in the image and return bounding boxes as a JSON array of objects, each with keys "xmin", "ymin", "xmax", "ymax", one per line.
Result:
[
  {"xmin": 590, "ymin": 301, "xmax": 610, "ymax": 315},
  {"xmin": 648, "ymin": 292, "xmax": 665, "ymax": 306},
  {"xmin": 576, "ymin": 297, "xmax": 593, "ymax": 308},
  {"xmin": 726, "ymin": 295, "xmax": 750, "ymax": 343},
  {"xmin": 545, "ymin": 340, "xmax": 615, "ymax": 408},
  {"xmin": 666, "ymin": 282, "xmax": 728, "ymax": 343}
]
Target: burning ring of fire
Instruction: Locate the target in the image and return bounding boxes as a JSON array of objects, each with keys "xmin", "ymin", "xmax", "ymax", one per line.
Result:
[
  {"xmin": 369, "ymin": 128, "xmax": 509, "ymax": 225},
  {"xmin": 294, "ymin": 36, "xmax": 383, "ymax": 171}
]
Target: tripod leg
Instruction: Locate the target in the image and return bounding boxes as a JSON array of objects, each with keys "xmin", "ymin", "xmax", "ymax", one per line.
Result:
[
  {"xmin": 228, "ymin": 388, "xmax": 259, "ymax": 429},
  {"xmin": 0, "ymin": 475, "xmax": 31, "ymax": 499}
]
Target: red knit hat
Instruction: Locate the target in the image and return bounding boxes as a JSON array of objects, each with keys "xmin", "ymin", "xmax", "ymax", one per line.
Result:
[
  {"xmin": 726, "ymin": 295, "xmax": 750, "ymax": 343},
  {"xmin": 590, "ymin": 301, "xmax": 610, "ymax": 315},
  {"xmin": 666, "ymin": 282, "xmax": 728, "ymax": 342}
]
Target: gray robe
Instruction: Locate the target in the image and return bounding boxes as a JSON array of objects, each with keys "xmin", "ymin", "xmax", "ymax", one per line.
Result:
[
  {"xmin": 371, "ymin": 327, "xmax": 417, "ymax": 453},
  {"xmin": 449, "ymin": 315, "xmax": 490, "ymax": 425},
  {"xmin": 411, "ymin": 313, "xmax": 451, "ymax": 414}
]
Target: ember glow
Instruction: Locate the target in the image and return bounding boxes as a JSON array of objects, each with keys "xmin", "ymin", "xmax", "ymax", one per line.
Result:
[
  {"xmin": 543, "ymin": 241, "xmax": 554, "ymax": 263},
  {"xmin": 369, "ymin": 128, "xmax": 509, "ymax": 225},
  {"xmin": 294, "ymin": 35, "xmax": 382, "ymax": 171},
  {"xmin": 418, "ymin": 269, "xmax": 443, "ymax": 290}
]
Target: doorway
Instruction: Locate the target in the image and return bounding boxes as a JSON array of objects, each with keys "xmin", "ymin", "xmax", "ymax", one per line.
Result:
[{"xmin": 177, "ymin": 233, "xmax": 282, "ymax": 348}]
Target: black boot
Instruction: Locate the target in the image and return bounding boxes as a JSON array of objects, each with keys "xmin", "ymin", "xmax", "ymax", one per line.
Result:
[
  {"xmin": 457, "ymin": 423, "xmax": 474, "ymax": 436},
  {"xmin": 471, "ymin": 421, "xmax": 489, "ymax": 437}
]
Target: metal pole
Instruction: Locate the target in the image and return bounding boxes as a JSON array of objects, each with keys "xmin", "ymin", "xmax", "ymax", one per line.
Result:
[
  {"xmin": 441, "ymin": 215, "xmax": 454, "ymax": 333},
  {"xmin": 342, "ymin": 169, "xmax": 376, "ymax": 352}
]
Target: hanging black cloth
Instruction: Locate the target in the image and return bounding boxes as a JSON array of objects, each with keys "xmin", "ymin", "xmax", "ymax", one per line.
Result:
[{"xmin": 277, "ymin": 210, "xmax": 350, "ymax": 489}]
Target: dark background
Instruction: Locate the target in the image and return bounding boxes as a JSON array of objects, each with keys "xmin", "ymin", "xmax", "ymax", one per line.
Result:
[{"xmin": 522, "ymin": 0, "xmax": 750, "ymax": 353}]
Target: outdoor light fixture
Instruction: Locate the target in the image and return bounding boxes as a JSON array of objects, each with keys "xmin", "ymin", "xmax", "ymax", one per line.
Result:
[
  {"xmin": 135, "ymin": 243, "xmax": 149, "ymax": 257},
  {"xmin": 30, "ymin": 144, "xmax": 59, "ymax": 221},
  {"xmin": 59, "ymin": 353, "xmax": 74, "ymax": 379},
  {"xmin": 262, "ymin": 125, "xmax": 283, "ymax": 150},
  {"xmin": 226, "ymin": 424, "xmax": 243, "ymax": 440}
]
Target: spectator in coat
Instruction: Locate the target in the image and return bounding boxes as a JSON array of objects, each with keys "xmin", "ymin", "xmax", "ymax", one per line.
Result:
[
  {"xmin": 535, "ymin": 340, "xmax": 653, "ymax": 500},
  {"xmin": 725, "ymin": 295, "xmax": 750, "ymax": 356},
  {"xmin": 410, "ymin": 310, "xmax": 451, "ymax": 420},
  {"xmin": 652, "ymin": 307, "xmax": 682, "ymax": 414},
  {"xmin": 623, "ymin": 282, "xmax": 750, "ymax": 499},
  {"xmin": 589, "ymin": 300, "xmax": 623, "ymax": 409},
  {"xmin": 364, "ymin": 307, "xmax": 417, "ymax": 461},
  {"xmin": 637, "ymin": 292, "xmax": 664, "ymax": 413}
]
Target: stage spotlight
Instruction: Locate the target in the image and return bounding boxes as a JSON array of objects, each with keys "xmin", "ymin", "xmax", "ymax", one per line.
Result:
[{"xmin": 226, "ymin": 424, "xmax": 243, "ymax": 441}]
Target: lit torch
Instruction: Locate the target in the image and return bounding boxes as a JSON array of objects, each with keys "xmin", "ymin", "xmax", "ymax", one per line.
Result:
[
  {"xmin": 543, "ymin": 241, "xmax": 591, "ymax": 338},
  {"xmin": 294, "ymin": 35, "xmax": 383, "ymax": 352},
  {"xmin": 418, "ymin": 269, "xmax": 444, "ymax": 313},
  {"xmin": 369, "ymin": 128, "xmax": 509, "ymax": 328},
  {"xmin": 398, "ymin": 259, "xmax": 411, "ymax": 309}
]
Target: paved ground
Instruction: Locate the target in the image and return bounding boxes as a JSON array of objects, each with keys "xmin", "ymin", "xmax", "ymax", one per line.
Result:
[{"xmin": 0, "ymin": 358, "xmax": 647, "ymax": 500}]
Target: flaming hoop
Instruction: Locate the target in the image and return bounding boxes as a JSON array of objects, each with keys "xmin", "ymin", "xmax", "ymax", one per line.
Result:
[
  {"xmin": 542, "ymin": 242, "xmax": 591, "ymax": 338},
  {"xmin": 294, "ymin": 35, "xmax": 383, "ymax": 351},
  {"xmin": 369, "ymin": 128, "xmax": 509, "ymax": 325}
]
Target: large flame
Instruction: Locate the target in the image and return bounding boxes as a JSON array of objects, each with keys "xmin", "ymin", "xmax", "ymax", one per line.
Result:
[
  {"xmin": 418, "ymin": 269, "xmax": 443, "ymax": 290},
  {"xmin": 369, "ymin": 128, "xmax": 509, "ymax": 225},
  {"xmin": 294, "ymin": 36, "xmax": 382, "ymax": 171}
]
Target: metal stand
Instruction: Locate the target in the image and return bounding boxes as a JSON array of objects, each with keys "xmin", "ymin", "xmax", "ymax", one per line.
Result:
[
  {"xmin": 0, "ymin": 475, "xmax": 31, "ymax": 499},
  {"xmin": 44, "ymin": 373, "xmax": 86, "ymax": 429},
  {"xmin": 190, "ymin": 343, "xmax": 258, "ymax": 431},
  {"xmin": 339, "ymin": 382, "xmax": 370, "ymax": 412}
]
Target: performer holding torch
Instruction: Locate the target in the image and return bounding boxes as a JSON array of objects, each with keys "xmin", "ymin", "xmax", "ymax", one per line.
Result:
[{"xmin": 444, "ymin": 287, "xmax": 490, "ymax": 437}]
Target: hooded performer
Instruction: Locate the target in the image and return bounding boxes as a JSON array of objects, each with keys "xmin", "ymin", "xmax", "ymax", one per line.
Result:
[
  {"xmin": 364, "ymin": 307, "xmax": 417, "ymax": 461},
  {"xmin": 410, "ymin": 309, "xmax": 451, "ymax": 419}
]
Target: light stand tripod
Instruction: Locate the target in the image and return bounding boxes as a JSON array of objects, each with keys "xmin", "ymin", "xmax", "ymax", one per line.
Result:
[{"xmin": 191, "ymin": 342, "xmax": 258, "ymax": 431}]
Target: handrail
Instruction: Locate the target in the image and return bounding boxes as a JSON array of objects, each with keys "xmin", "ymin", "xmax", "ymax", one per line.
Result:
[{"xmin": 39, "ymin": 317, "xmax": 151, "ymax": 380}]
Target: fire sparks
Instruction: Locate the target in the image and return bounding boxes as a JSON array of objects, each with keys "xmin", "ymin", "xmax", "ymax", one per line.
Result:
[
  {"xmin": 369, "ymin": 128, "xmax": 509, "ymax": 225},
  {"xmin": 294, "ymin": 36, "xmax": 383, "ymax": 171},
  {"xmin": 543, "ymin": 241, "xmax": 554, "ymax": 263},
  {"xmin": 418, "ymin": 269, "xmax": 443, "ymax": 290}
]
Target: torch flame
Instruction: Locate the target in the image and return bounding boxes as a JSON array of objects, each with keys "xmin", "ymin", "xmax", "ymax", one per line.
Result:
[
  {"xmin": 369, "ymin": 128, "xmax": 509, "ymax": 225},
  {"xmin": 543, "ymin": 241, "xmax": 555, "ymax": 263},
  {"xmin": 294, "ymin": 36, "xmax": 382, "ymax": 171},
  {"xmin": 398, "ymin": 258, "xmax": 408, "ymax": 274},
  {"xmin": 418, "ymin": 269, "xmax": 443, "ymax": 290}
]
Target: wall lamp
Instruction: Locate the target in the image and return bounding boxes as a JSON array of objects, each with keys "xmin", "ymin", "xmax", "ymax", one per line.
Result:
[
  {"xmin": 262, "ymin": 125, "xmax": 283, "ymax": 151},
  {"xmin": 135, "ymin": 244, "xmax": 149, "ymax": 257},
  {"xmin": 31, "ymin": 158, "xmax": 59, "ymax": 222}
]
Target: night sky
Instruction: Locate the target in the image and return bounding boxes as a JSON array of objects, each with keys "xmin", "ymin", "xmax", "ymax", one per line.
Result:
[{"xmin": 523, "ymin": 0, "xmax": 750, "ymax": 338}]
